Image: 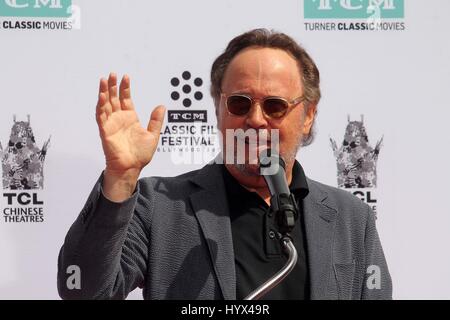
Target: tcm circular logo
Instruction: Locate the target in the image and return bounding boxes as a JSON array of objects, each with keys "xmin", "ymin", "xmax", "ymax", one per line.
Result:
[
  {"xmin": 170, "ymin": 71, "xmax": 204, "ymax": 108},
  {"xmin": 157, "ymin": 70, "xmax": 217, "ymax": 159}
]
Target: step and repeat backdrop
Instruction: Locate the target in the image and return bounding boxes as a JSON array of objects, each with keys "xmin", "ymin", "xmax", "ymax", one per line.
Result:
[{"xmin": 0, "ymin": 0, "xmax": 449, "ymax": 299}]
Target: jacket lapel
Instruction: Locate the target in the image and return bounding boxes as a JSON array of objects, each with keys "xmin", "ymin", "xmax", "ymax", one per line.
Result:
[
  {"xmin": 303, "ymin": 179, "xmax": 338, "ymax": 299},
  {"xmin": 188, "ymin": 163, "xmax": 236, "ymax": 300}
]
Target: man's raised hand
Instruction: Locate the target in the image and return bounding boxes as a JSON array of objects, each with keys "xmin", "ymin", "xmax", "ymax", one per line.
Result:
[{"xmin": 96, "ymin": 73, "xmax": 165, "ymax": 202}]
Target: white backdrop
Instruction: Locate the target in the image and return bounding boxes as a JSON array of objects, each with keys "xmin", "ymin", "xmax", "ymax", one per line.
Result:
[{"xmin": 0, "ymin": 0, "xmax": 449, "ymax": 299}]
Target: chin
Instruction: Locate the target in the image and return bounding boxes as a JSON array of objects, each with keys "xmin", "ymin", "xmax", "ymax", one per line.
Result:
[
  {"xmin": 231, "ymin": 164, "xmax": 267, "ymax": 186},
  {"xmin": 236, "ymin": 163, "xmax": 260, "ymax": 176}
]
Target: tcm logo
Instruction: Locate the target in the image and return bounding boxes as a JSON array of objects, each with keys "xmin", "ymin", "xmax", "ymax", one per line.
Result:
[
  {"xmin": 0, "ymin": 0, "xmax": 72, "ymax": 17},
  {"xmin": 304, "ymin": 0, "xmax": 404, "ymax": 19},
  {"xmin": 170, "ymin": 71, "xmax": 204, "ymax": 108},
  {"xmin": 167, "ymin": 71, "xmax": 207, "ymax": 122},
  {"xmin": 168, "ymin": 111, "xmax": 207, "ymax": 123}
]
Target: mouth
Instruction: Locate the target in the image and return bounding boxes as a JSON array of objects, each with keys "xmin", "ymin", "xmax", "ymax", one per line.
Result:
[
  {"xmin": 229, "ymin": 137, "xmax": 269, "ymax": 166},
  {"xmin": 239, "ymin": 135, "xmax": 272, "ymax": 145},
  {"xmin": 243, "ymin": 137, "xmax": 258, "ymax": 145}
]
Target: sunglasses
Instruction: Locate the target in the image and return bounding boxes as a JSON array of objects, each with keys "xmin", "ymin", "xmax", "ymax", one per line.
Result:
[{"xmin": 222, "ymin": 93, "xmax": 305, "ymax": 119}]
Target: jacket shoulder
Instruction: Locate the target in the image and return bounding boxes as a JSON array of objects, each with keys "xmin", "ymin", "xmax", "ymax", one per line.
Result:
[
  {"xmin": 136, "ymin": 163, "xmax": 223, "ymax": 200},
  {"xmin": 307, "ymin": 178, "xmax": 372, "ymax": 223}
]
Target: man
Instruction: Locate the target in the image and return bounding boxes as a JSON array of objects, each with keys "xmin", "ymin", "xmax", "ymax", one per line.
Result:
[{"xmin": 57, "ymin": 29, "xmax": 392, "ymax": 300}]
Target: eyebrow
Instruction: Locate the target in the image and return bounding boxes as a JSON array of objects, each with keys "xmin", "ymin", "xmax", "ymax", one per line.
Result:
[{"xmin": 229, "ymin": 89, "xmax": 289, "ymax": 97}]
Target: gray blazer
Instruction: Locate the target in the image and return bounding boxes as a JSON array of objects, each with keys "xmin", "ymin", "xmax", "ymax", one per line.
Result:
[{"xmin": 57, "ymin": 162, "xmax": 392, "ymax": 300}]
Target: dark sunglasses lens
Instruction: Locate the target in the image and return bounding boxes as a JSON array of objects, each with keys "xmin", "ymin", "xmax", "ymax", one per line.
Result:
[
  {"xmin": 263, "ymin": 98, "xmax": 288, "ymax": 118},
  {"xmin": 227, "ymin": 95, "xmax": 251, "ymax": 116}
]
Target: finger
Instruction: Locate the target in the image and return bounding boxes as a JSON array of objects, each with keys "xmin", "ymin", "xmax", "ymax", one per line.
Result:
[
  {"xmin": 97, "ymin": 78, "xmax": 112, "ymax": 118},
  {"xmin": 147, "ymin": 105, "xmax": 166, "ymax": 135},
  {"xmin": 99, "ymin": 77, "xmax": 109, "ymax": 101},
  {"xmin": 119, "ymin": 74, "xmax": 134, "ymax": 110},
  {"xmin": 108, "ymin": 72, "xmax": 121, "ymax": 112},
  {"xmin": 96, "ymin": 92, "xmax": 109, "ymax": 126}
]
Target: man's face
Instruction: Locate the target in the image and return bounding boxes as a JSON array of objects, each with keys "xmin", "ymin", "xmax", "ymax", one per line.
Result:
[{"xmin": 216, "ymin": 47, "xmax": 316, "ymax": 189}]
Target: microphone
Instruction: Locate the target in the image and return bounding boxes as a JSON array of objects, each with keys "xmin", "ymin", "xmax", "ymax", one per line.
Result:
[
  {"xmin": 259, "ymin": 149, "xmax": 298, "ymax": 235},
  {"xmin": 259, "ymin": 150, "xmax": 290, "ymax": 195},
  {"xmin": 244, "ymin": 149, "xmax": 300, "ymax": 300}
]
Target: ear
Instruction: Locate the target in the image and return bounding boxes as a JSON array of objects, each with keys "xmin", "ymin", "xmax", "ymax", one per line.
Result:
[
  {"xmin": 302, "ymin": 103, "xmax": 317, "ymax": 135},
  {"xmin": 214, "ymin": 98, "xmax": 219, "ymax": 118}
]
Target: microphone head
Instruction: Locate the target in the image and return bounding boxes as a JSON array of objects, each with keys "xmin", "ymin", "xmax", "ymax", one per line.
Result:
[
  {"xmin": 259, "ymin": 149, "xmax": 285, "ymax": 176},
  {"xmin": 259, "ymin": 149, "xmax": 299, "ymax": 234}
]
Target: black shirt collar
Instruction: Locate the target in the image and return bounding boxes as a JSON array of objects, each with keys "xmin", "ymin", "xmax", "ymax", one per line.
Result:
[{"xmin": 289, "ymin": 160, "xmax": 310, "ymax": 200}]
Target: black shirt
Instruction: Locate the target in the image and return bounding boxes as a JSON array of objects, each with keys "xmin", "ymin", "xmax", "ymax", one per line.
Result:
[{"xmin": 222, "ymin": 161, "xmax": 310, "ymax": 300}]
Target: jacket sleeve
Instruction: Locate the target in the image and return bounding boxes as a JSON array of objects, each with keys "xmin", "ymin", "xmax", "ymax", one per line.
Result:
[
  {"xmin": 361, "ymin": 206, "xmax": 393, "ymax": 299},
  {"xmin": 57, "ymin": 174, "xmax": 152, "ymax": 300}
]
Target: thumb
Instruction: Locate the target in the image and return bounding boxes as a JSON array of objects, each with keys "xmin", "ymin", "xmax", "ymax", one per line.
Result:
[{"xmin": 147, "ymin": 105, "xmax": 166, "ymax": 134}]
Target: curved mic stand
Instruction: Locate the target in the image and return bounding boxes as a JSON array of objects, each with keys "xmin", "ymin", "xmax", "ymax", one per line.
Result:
[
  {"xmin": 244, "ymin": 236, "xmax": 297, "ymax": 300},
  {"xmin": 244, "ymin": 151, "xmax": 300, "ymax": 300}
]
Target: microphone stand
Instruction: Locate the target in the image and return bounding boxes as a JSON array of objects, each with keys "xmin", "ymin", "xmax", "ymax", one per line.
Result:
[
  {"xmin": 244, "ymin": 158, "xmax": 300, "ymax": 300},
  {"xmin": 244, "ymin": 237, "xmax": 298, "ymax": 300}
]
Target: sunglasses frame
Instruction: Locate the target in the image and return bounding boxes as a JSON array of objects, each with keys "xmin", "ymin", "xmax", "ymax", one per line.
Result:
[{"xmin": 220, "ymin": 93, "xmax": 306, "ymax": 119}]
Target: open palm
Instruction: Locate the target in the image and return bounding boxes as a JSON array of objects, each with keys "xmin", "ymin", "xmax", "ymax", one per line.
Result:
[{"xmin": 96, "ymin": 73, "xmax": 165, "ymax": 174}]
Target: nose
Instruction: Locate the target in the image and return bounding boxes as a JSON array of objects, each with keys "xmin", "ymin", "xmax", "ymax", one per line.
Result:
[{"xmin": 245, "ymin": 102, "xmax": 268, "ymax": 129}]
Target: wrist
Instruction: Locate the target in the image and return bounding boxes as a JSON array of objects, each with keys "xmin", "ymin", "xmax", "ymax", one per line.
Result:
[
  {"xmin": 104, "ymin": 167, "xmax": 141, "ymax": 181},
  {"xmin": 102, "ymin": 168, "xmax": 141, "ymax": 202}
]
